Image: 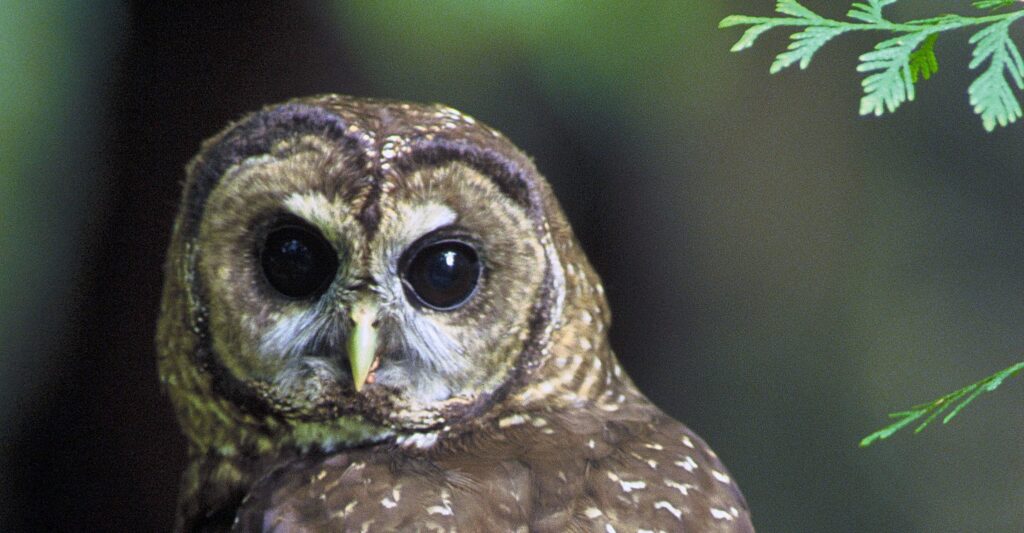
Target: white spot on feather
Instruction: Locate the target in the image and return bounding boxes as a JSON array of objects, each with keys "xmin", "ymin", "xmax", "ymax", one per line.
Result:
[
  {"xmin": 620, "ymin": 480, "xmax": 646, "ymax": 492},
  {"xmin": 710, "ymin": 508, "xmax": 735, "ymax": 521},
  {"xmin": 654, "ymin": 501, "xmax": 683, "ymax": 520},
  {"xmin": 584, "ymin": 507, "xmax": 602, "ymax": 519},
  {"xmin": 330, "ymin": 500, "xmax": 358, "ymax": 519},
  {"xmin": 676, "ymin": 456, "xmax": 698, "ymax": 472},
  {"xmin": 607, "ymin": 472, "xmax": 646, "ymax": 492},
  {"xmin": 664, "ymin": 479, "xmax": 696, "ymax": 496},
  {"xmin": 499, "ymin": 414, "xmax": 526, "ymax": 428},
  {"xmin": 712, "ymin": 469, "xmax": 731, "ymax": 484},
  {"xmin": 427, "ymin": 489, "xmax": 454, "ymax": 516},
  {"xmin": 380, "ymin": 484, "xmax": 403, "ymax": 505},
  {"xmin": 397, "ymin": 432, "xmax": 438, "ymax": 449}
]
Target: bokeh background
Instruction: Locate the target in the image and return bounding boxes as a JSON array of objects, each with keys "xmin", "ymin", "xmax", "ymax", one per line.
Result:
[{"xmin": 2, "ymin": 1, "xmax": 1023, "ymax": 531}]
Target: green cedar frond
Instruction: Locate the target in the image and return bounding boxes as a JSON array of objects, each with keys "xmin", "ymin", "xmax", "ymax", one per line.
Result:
[
  {"xmin": 772, "ymin": 26, "xmax": 850, "ymax": 73},
  {"xmin": 720, "ymin": 1, "xmax": 1024, "ymax": 131},
  {"xmin": 776, "ymin": 0, "xmax": 821, "ymax": 20},
  {"xmin": 859, "ymin": 361, "xmax": 1024, "ymax": 447},
  {"xmin": 968, "ymin": 19, "xmax": 1024, "ymax": 129},
  {"xmin": 848, "ymin": 0, "xmax": 899, "ymax": 24},
  {"xmin": 857, "ymin": 32, "xmax": 933, "ymax": 115},
  {"xmin": 908, "ymin": 34, "xmax": 940, "ymax": 82},
  {"xmin": 973, "ymin": 0, "xmax": 1018, "ymax": 11}
]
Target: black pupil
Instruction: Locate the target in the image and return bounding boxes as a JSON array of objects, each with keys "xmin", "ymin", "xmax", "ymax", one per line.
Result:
[
  {"xmin": 260, "ymin": 225, "xmax": 338, "ymax": 298},
  {"xmin": 404, "ymin": 241, "xmax": 480, "ymax": 309}
]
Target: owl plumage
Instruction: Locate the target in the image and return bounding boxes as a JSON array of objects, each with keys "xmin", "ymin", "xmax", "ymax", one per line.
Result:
[{"xmin": 157, "ymin": 95, "xmax": 753, "ymax": 531}]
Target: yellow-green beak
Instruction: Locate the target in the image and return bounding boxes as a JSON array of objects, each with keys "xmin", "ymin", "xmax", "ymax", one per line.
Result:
[{"xmin": 348, "ymin": 300, "xmax": 379, "ymax": 392}]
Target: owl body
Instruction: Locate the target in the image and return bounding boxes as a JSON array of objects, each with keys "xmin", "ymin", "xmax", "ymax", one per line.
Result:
[
  {"xmin": 235, "ymin": 405, "xmax": 744, "ymax": 531},
  {"xmin": 157, "ymin": 95, "xmax": 752, "ymax": 531}
]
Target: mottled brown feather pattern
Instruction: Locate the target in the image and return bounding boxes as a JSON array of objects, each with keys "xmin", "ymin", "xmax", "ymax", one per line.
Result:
[
  {"xmin": 235, "ymin": 408, "xmax": 749, "ymax": 532},
  {"xmin": 157, "ymin": 95, "xmax": 753, "ymax": 531}
]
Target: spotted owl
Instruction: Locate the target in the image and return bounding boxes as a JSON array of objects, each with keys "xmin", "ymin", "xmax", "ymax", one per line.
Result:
[{"xmin": 157, "ymin": 95, "xmax": 753, "ymax": 532}]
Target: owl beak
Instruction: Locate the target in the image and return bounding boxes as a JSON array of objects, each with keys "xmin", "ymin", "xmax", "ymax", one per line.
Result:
[{"xmin": 347, "ymin": 300, "xmax": 379, "ymax": 392}]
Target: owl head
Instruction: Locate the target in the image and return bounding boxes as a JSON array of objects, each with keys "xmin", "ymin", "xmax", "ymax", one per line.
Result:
[{"xmin": 157, "ymin": 95, "xmax": 615, "ymax": 454}]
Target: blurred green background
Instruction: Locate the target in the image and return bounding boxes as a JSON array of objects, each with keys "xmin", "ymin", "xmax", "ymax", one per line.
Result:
[{"xmin": 2, "ymin": 1, "xmax": 1022, "ymax": 531}]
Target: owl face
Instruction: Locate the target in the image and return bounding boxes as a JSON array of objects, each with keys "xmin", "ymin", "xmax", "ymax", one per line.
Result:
[{"xmin": 184, "ymin": 106, "xmax": 557, "ymax": 441}]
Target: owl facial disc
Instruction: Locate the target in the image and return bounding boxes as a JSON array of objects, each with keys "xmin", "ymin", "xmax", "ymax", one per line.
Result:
[{"xmin": 164, "ymin": 96, "xmax": 557, "ymax": 443}]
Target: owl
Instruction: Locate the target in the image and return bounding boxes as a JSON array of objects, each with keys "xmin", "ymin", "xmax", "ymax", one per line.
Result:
[{"xmin": 157, "ymin": 95, "xmax": 753, "ymax": 532}]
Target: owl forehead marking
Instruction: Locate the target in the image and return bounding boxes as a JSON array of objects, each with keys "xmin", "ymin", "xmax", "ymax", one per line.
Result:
[
  {"xmin": 284, "ymin": 191, "xmax": 350, "ymax": 231},
  {"xmin": 379, "ymin": 135, "xmax": 409, "ymax": 160},
  {"xmin": 388, "ymin": 201, "xmax": 457, "ymax": 244}
]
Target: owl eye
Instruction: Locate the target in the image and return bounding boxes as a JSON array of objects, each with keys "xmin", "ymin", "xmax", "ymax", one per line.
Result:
[
  {"xmin": 259, "ymin": 222, "xmax": 338, "ymax": 299},
  {"xmin": 401, "ymin": 240, "xmax": 481, "ymax": 310}
]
